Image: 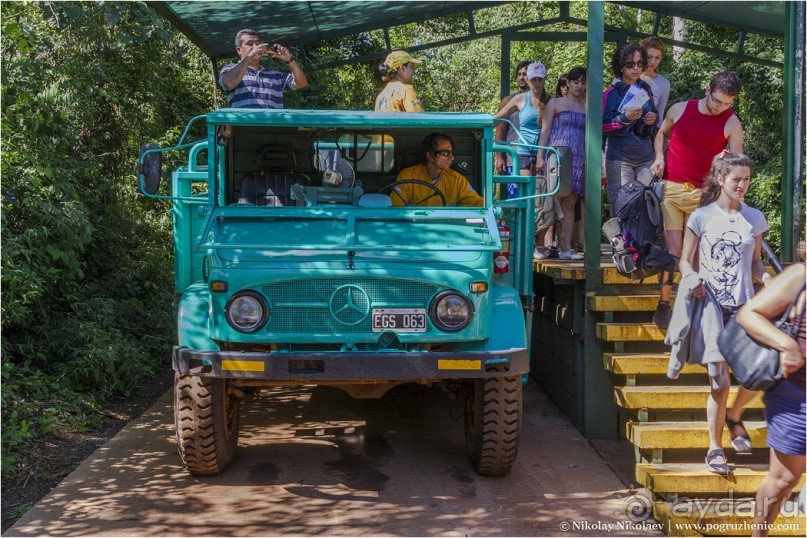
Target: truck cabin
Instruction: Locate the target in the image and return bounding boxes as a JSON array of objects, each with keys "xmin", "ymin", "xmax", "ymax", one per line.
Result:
[{"xmin": 209, "ymin": 111, "xmax": 490, "ymax": 209}]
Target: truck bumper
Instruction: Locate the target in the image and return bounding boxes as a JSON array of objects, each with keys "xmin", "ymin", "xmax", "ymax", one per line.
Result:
[{"xmin": 172, "ymin": 346, "xmax": 528, "ymax": 381}]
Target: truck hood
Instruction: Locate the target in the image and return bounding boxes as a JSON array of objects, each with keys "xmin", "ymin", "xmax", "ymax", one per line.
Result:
[{"xmin": 197, "ymin": 206, "xmax": 500, "ymax": 263}]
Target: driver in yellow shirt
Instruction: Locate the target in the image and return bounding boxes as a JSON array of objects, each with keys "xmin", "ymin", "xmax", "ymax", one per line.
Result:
[{"xmin": 390, "ymin": 133, "xmax": 483, "ymax": 207}]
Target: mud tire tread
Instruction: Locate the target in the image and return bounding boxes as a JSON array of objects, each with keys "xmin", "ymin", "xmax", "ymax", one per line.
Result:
[
  {"xmin": 174, "ymin": 373, "xmax": 239, "ymax": 476},
  {"xmin": 464, "ymin": 375, "xmax": 521, "ymax": 476}
]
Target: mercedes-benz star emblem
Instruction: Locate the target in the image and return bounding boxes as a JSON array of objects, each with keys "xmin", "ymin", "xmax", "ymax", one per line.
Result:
[{"xmin": 329, "ymin": 285, "xmax": 370, "ymax": 326}]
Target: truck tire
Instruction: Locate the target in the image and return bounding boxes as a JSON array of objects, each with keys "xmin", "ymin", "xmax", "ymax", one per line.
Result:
[
  {"xmin": 174, "ymin": 373, "xmax": 240, "ymax": 475},
  {"xmin": 463, "ymin": 375, "xmax": 521, "ymax": 476}
]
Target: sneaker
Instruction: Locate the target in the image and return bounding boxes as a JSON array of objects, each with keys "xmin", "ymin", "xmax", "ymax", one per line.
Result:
[
  {"xmin": 653, "ymin": 300, "xmax": 672, "ymax": 330},
  {"xmin": 559, "ymin": 249, "xmax": 584, "ymax": 261},
  {"xmin": 533, "ymin": 247, "xmax": 550, "ymax": 260},
  {"xmin": 547, "ymin": 246, "xmax": 560, "ymax": 259}
]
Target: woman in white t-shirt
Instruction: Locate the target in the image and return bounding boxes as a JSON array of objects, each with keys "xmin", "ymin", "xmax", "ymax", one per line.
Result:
[{"xmin": 680, "ymin": 151, "xmax": 772, "ymax": 475}]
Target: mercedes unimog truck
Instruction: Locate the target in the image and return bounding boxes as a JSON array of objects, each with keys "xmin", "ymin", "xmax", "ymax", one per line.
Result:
[{"xmin": 138, "ymin": 109, "xmax": 562, "ymax": 476}]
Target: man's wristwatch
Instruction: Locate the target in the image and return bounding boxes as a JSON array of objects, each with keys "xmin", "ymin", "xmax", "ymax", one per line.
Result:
[{"xmin": 286, "ymin": 58, "xmax": 296, "ymax": 64}]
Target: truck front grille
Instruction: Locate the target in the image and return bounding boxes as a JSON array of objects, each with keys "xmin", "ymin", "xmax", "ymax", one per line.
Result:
[{"xmin": 261, "ymin": 278, "xmax": 437, "ymax": 334}]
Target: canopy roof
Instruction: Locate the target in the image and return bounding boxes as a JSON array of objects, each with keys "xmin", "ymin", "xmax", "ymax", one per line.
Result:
[
  {"xmin": 152, "ymin": 0, "xmax": 786, "ymax": 62},
  {"xmin": 152, "ymin": 1, "xmax": 508, "ymax": 60}
]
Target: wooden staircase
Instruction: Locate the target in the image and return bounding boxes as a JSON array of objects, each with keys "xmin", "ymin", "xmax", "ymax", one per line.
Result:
[{"xmin": 590, "ymin": 267, "xmax": 805, "ymax": 536}]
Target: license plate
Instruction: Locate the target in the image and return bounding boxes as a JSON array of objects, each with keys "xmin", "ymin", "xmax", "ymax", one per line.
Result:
[{"xmin": 371, "ymin": 308, "xmax": 427, "ymax": 332}]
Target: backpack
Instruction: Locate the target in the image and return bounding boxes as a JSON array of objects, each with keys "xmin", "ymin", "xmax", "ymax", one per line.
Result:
[{"xmin": 602, "ymin": 178, "xmax": 677, "ymax": 280}]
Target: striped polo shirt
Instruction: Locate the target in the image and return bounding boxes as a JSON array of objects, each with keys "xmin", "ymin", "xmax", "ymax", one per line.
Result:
[{"xmin": 218, "ymin": 64, "xmax": 293, "ymax": 109}]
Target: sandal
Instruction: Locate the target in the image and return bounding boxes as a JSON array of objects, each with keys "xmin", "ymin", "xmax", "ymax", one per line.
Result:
[
  {"xmin": 705, "ymin": 449, "xmax": 732, "ymax": 475},
  {"xmin": 726, "ymin": 417, "xmax": 753, "ymax": 453}
]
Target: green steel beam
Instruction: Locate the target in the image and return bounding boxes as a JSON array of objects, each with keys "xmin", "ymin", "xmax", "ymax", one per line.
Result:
[
  {"xmin": 562, "ymin": 15, "xmax": 782, "ymax": 68},
  {"xmin": 580, "ymin": 0, "xmax": 615, "ymax": 440},
  {"xmin": 499, "ymin": 30, "xmax": 620, "ymax": 99},
  {"xmin": 781, "ymin": 0, "xmax": 805, "ymax": 261},
  {"xmin": 500, "ymin": 35, "xmax": 511, "ymax": 100},
  {"xmin": 308, "ymin": 16, "xmax": 565, "ymax": 72}
]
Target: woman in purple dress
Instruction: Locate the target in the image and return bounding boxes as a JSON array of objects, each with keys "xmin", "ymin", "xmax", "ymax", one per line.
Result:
[{"xmin": 534, "ymin": 67, "xmax": 587, "ymax": 260}]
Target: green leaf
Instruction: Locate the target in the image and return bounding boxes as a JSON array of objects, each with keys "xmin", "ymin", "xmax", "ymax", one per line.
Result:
[
  {"xmin": 44, "ymin": 245, "xmax": 62, "ymax": 261},
  {"xmin": 118, "ymin": 33, "xmax": 135, "ymax": 45},
  {"xmin": 105, "ymin": 9, "xmax": 120, "ymax": 26}
]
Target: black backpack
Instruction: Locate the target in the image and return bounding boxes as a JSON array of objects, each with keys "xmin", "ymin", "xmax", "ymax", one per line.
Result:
[{"xmin": 602, "ymin": 179, "xmax": 677, "ymax": 280}]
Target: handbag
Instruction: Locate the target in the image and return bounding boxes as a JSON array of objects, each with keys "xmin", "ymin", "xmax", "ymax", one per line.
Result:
[{"xmin": 718, "ymin": 281, "xmax": 806, "ymax": 391}]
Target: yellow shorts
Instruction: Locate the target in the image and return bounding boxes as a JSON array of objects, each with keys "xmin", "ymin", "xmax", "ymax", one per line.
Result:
[{"xmin": 661, "ymin": 180, "xmax": 702, "ymax": 232}]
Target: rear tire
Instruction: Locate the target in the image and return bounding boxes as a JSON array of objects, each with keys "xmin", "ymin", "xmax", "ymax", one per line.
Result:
[
  {"xmin": 464, "ymin": 375, "xmax": 521, "ymax": 476},
  {"xmin": 174, "ymin": 373, "xmax": 240, "ymax": 475}
]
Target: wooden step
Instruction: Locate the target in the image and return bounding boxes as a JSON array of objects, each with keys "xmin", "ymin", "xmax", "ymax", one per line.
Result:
[
  {"xmin": 587, "ymin": 292, "xmax": 675, "ymax": 312},
  {"xmin": 597, "ymin": 322, "xmax": 665, "ymax": 341},
  {"xmin": 533, "ymin": 260, "xmax": 585, "ymax": 280},
  {"xmin": 604, "ymin": 353, "xmax": 702, "ymax": 375},
  {"xmin": 654, "ymin": 500, "xmax": 806, "ymax": 536},
  {"xmin": 603, "ymin": 268, "xmax": 681, "ymax": 285},
  {"xmin": 615, "ymin": 386, "xmax": 765, "ymax": 410},
  {"xmin": 637, "ymin": 463, "xmax": 804, "ymax": 497},
  {"xmin": 629, "ymin": 421, "xmax": 767, "ymax": 450}
]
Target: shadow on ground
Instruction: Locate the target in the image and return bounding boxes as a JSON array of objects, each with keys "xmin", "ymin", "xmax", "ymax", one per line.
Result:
[{"xmin": 5, "ymin": 380, "xmax": 659, "ymax": 537}]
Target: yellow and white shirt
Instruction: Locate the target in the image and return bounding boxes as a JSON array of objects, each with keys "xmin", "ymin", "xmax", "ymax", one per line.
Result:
[
  {"xmin": 391, "ymin": 165, "xmax": 483, "ymax": 207},
  {"xmin": 374, "ymin": 81, "xmax": 424, "ymax": 112}
]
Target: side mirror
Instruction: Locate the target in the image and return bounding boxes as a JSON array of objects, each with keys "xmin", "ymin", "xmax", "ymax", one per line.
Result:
[
  {"xmin": 546, "ymin": 146, "xmax": 572, "ymax": 198},
  {"xmin": 139, "ymin": 143, "xmax": 162, "ymax": 195}
]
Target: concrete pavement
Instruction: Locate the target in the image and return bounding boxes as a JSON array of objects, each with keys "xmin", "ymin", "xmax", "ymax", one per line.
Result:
[{"xmin": 5, "ymin": 379, "xmax": 662, "ymax": 536}]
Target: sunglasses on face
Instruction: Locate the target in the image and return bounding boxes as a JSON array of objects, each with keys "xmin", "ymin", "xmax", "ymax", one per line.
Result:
[
  {"xmin": 624, "ymin": 61, "xmax": 645, "ymax": 68},
  {"xmin": 433, "ymin": 149, "xmax": 453, "ymax": 157}
]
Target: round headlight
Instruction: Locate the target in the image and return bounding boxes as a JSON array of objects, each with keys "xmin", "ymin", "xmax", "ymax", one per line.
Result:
[
  {"xmin": 225, "ymin": 291, "xmax": 268, "ymax": 333},
  {"xmin": 430, "ymin": 291, "xmax": 473, "ymax": 332}
]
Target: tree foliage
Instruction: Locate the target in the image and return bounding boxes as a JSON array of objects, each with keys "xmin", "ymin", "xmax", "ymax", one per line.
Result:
[{"xmin": 1, "ymin": 0, "xmax": 214, "ymax": 470}]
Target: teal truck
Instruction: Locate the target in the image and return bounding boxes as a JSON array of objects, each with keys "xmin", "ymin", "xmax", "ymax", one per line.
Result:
[{"xmin": 138, "ymin": 109, "xmax": 560, "ymax": 476}]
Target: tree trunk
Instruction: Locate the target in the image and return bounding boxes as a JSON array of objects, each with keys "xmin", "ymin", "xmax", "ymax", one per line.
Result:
[{"xmin": 673, "ymin": 17, "xmax": 685, "ymax": 60}]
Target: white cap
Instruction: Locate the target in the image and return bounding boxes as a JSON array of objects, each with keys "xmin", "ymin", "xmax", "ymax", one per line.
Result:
[{"xmin": 526, "ymin": 62, "xmax": 546, "ymax": 80}]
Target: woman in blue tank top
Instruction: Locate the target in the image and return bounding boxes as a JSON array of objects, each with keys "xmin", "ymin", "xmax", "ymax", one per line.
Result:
[
  {"xmin": 494, "ymin": 62, "xmax": 549, "ymax": 172},
  {"xmin": 494, "ymin": 62, "xmax": 553, "ymax": 258}
]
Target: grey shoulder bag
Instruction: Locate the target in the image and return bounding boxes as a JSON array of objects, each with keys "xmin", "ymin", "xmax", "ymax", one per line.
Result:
[{"xmin": 718, "ymin": 280, "xmax": 806, "ymax": 391}]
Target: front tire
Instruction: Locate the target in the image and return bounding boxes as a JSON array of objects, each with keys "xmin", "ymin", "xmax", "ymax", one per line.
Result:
[
  {"xmin": 464, "ymin": 375, "xmax": 521, "ymax": 476},
  {"xmin": 174, "ymin": 373, "xmax": 240, "ymax": 475}
]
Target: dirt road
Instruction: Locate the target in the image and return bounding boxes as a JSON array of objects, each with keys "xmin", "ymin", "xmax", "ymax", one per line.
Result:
[{"xmin": 5, "ymin": 380, "xmax": 661, "ymax": 536}]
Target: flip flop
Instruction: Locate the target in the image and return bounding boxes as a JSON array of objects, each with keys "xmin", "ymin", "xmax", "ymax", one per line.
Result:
[
  {"xmin": 726, "ymin": 417, "xmax": 753, "ymax": 453},
  {"xmin": 705, "ymin": 449, "xmax": 732, "ymax": 475}
]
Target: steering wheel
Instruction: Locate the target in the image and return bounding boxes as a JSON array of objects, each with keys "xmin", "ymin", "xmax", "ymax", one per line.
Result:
[{"xmin": 379, "ymin": 179, "xmax": 447, "ymax": 207}]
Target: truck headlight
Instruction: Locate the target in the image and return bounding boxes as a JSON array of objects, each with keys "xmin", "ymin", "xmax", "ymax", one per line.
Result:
[
  {"xmin": 225, "ymin": 291, "xmax": 269, "ymax": 333},
  {"xmin": 429, "ymin": 291, "xmax": 473, "ymax": 332}
]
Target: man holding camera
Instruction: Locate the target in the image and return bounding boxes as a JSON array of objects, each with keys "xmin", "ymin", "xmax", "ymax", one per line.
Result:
[{"xmin": 219, "ymin": 29, "xmax": 308, "ymax": 109}]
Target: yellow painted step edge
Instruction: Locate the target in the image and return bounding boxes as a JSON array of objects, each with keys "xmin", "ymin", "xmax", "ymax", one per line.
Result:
[
  {"xmin": 628, "ymin": 421, "xmax": 767, "ymax": 449},
  {"xmin": 654, "ymin": 501, "xmax": 806, "ymax": 537},
  {"xmin": 615, "ymin": 386, "xmax": 765, "ymax": 410},
  {"xmin": 604, "ymin": 353, "xmax": 702, "ymax": 375},
  {"xmin": 587, "ymin": 293, "xmax": 676, "ymax": 312},
  {"xmin": 636, "ymin": 463, "xmax": 805, "ymax": 494},
  {"xmin": 597, "ymin": 323, "xmax": 666, "ymax": 341}
]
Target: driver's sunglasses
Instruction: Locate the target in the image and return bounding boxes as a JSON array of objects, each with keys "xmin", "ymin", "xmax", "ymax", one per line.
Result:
[
  {"xmin": 624, "ymin": 61, "xmax": 645, "ymax": 68},
  {"xmin": 433, "ymin": 149, "xmax": 454, "ymax": 157}
]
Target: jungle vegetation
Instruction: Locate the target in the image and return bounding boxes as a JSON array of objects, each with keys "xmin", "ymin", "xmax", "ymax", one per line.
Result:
[{"xmin": 0, "ymin": 0, "xmax": 795, "ymax": 494}]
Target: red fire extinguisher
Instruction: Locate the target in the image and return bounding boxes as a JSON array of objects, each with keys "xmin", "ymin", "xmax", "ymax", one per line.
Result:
[{"xmin": 494, "ymin": 221, "xmax": 511, "ymax": 274}]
